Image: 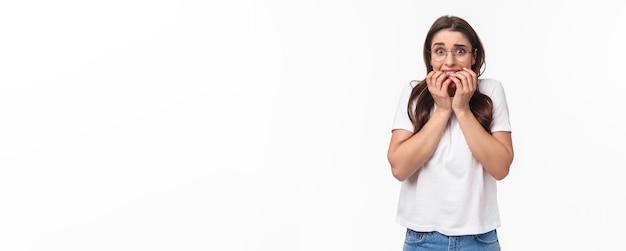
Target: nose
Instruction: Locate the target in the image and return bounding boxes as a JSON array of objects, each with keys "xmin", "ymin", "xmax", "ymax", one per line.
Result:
[
  {"xmin": 444, "ymin": 52, "xmax": 456, "ymax": 65},
  {"xmin": 444, "ymin": 51, "xmax": 456, "ymax": 65}
]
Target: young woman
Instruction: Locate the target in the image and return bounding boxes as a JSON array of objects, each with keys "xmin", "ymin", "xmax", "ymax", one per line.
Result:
[{"xmin": 387, "ymin": 15, "xmax": 514, "ymax": 250}]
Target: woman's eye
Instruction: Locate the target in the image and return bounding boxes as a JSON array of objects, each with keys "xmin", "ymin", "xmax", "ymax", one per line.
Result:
[{"xmin": 455, "ymin": 48, "xmax": 467, "ymax": 54}]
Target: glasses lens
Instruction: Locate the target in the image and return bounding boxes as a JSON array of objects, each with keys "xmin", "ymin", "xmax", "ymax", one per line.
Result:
[
  {"xmin": 455, "ymin": 51, "xmax": 469, "ymax": 62},
  {"xmin": 431, "ymin": 50, "xmax": 471, "ymax": 62},
  {"xmin": 432, "ymin": 52, "xmax": 444, "ymax": 62}
]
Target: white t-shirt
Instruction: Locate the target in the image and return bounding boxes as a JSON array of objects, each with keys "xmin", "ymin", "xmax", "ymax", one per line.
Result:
[{"xmin": 391, "ymin": 78, "xmax": 512, "ymax": 236}]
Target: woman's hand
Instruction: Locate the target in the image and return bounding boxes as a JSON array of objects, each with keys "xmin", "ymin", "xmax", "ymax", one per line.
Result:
[
  {"xmin": 449, "ymin": 67, "xmax": 477, "ymax": 112},
  {"xmin": 426, "ymin": 71, "xmax": 453, "ymax": 111}
]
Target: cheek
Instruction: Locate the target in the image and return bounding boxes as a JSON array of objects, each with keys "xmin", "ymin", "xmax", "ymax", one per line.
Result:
[{"xmin": 430, "ymin": 60, "xmax": 443, "ymax": 70}]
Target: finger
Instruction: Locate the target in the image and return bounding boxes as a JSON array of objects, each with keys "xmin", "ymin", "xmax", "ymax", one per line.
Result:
[
  {"xmin": 463, "ymin": 67, "xmax": 477, "ymax": 79},
  {"xmin": 455, "ymin": 70, "xmax": 474, "ymax": 93},
  {"xmin": 448, "ymin": 73, "xmax": 462, "ymax": 86},
  {"xmin": 461, "ymin": 68, "xmax": 477, "ymax": 88},
  {"xmin": 435, "ymin": 71, "xmax": 449, "ymax": 90},
  {"xmin": 442, "ymin": 77, "xmax": 451, "ymax": 90},
  {"xmin": 428, "ymin": 71, "xmax": 441, "ymax": 91},
  {"xmin": 426, "ymin": 71, "xmax": 437, "ymax": 88},
  {"xmin": 455, "ymin": 74, "xmax": 469, "ymax": 92}
]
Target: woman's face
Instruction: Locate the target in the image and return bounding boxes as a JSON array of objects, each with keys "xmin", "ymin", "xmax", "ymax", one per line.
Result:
[{"xmin": 429, "ymin": 29, "xmax": 476, "ymax": 73}]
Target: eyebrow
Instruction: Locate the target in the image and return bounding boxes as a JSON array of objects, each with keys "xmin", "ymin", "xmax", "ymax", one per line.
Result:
[{"xmin": 431, "ymin": 42, "xmax": 469, "ymax": 48}]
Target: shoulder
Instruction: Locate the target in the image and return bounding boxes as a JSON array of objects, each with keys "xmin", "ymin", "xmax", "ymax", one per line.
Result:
[
  {"xmin": 399, "ymin": 80, "xmax": 420, "ymax": 95},
  {"xmin": 477, "ymin": 78, "xmax": 503, "ymax": 89},
  {"xmin": 404, "ymin": 80, "xmax": 420, "ymax": 91},
  {"xmin": 477, "ymin": 78, "xmax": 506, "ymax": 96}
]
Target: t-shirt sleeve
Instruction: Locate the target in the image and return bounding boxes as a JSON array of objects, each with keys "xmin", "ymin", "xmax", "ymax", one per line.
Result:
[
  {"xmin": 391, "ymin": 82, "xmax": 416, "ymax": 133},
  {"xmin": 486, "ymin": 80, "xmax": 512, "ymax": 133}
]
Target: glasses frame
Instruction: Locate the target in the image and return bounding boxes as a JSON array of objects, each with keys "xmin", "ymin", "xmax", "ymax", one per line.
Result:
[{"xmin": 427, "ymin": 49, "xmax": 474, "ymax": 62}]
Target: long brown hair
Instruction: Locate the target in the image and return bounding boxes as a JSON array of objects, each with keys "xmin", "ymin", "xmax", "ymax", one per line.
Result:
[{"xmin": 408, "ymin": 15, "xmax": 493, "ymax": 133}]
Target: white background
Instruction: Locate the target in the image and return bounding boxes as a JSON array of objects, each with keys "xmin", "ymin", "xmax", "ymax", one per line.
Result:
[{"xmin": 1, "ymin": 0, "xmax": 624, "ymax": 250}]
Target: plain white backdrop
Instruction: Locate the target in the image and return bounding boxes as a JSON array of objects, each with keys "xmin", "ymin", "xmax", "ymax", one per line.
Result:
[{"xmin": 1, "ymin": 0, "xmax": 624, "ymax": 250}]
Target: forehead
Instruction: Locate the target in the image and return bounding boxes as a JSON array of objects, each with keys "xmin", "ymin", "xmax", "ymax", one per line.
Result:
[{"xmin": 431, "ymin": 29, "xmax": 470, "ymax": 47}]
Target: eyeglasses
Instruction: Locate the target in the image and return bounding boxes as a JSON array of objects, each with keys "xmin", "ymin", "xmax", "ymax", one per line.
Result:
[{"xmin": 429, "ymin": 48, "xmax": 473, "ymax": 62}]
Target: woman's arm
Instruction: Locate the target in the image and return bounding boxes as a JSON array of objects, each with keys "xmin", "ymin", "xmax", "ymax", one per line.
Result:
[
  {"xmin": 454, "ymin": 109, "xmax": 514, "ymax": 180},
  {"xmin": 387, "ymin": 109, "xmax": 451, "ymax": 181},
  {"xmin": 450, "ymin": 70, "xmax": 514, "ymax": 180}
]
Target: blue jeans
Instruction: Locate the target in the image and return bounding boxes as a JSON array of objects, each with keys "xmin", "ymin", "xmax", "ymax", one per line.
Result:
[{"xmin": 402, "ymin": 228, "xmax": 501, "ymax": 251}]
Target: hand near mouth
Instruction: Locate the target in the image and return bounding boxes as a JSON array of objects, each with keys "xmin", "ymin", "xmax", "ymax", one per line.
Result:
[
  {"xmin": 447, "ymin": 68, "xmax": 478, "ymax": 111},
  {"xmin": 445, "ymin": 72, "xmax": 458, "ymax": 97},
  {"xmin": 425, "ymin": 70, "xmax": 456, "ymax": 111},
  {"xmin": 426, "ymin": 68, "xmax": 478, "ymax": 113}
]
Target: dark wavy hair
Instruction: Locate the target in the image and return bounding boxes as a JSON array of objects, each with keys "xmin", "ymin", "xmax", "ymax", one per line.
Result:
[{"xmin": 408, "ymin": 15, "xmax": 493, "ymax": 133}]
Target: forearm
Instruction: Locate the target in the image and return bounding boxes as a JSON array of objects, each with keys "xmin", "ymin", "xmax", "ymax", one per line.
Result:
[
  {"xmin": 455, "ymin": 110, "xmax": 514, "ymax": 180},
  {"xmin": 388, "ymin": 110, "xmax": 451, "ymax": 181}
]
